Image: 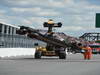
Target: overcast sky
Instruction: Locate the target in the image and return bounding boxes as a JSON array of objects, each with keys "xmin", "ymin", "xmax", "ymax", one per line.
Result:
[{"xmin": 0, "ymin": 0, "xmax": 100, "ymax": 37}]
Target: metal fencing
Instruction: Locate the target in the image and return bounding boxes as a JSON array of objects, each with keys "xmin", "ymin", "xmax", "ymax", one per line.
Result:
[{"xmin": 0, "ymin": 34, "xmax": 45, "ymax": 48}]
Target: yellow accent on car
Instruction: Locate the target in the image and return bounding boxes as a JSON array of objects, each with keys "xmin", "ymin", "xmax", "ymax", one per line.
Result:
[
  {"xmin": 48, "ymin": 19, "xmax": 54, "ymax": 24},
  {"xmin": 36, "ymin": 46, "xmax": 47, "ymax": 51}
]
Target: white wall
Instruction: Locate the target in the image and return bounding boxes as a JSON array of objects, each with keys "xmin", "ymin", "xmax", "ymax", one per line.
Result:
[{"xmin": 0, "ymin": 48, "xmax": 35, "ymax": 57}]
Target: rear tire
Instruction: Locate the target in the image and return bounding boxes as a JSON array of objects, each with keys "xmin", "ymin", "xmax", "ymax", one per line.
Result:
[
  {"xmin": 34, "ymin": 51, "xmax": 42, "ymax": 59},
  {"xmin": 59, "ymin": 52, "xmax": 66, "ymax": 59}
]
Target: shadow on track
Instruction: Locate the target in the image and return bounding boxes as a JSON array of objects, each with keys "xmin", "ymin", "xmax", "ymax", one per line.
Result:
[{"xmin": 1, "ymin": 57, "xmax": 100, "ymax": 63}]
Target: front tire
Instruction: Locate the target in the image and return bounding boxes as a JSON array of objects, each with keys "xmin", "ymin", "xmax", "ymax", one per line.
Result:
[{"xmin": 34, "ymin": 51, "xmax": 42, "ymax": 59}]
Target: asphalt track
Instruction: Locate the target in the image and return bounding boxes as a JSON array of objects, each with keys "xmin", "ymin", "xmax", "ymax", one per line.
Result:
[{"xmin": 0, "ymin": 54, "xmax": 100, "ymax": 75}]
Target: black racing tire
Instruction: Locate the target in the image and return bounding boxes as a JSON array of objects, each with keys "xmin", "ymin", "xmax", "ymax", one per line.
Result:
[
  {"xmin": 34, "ymin": 51, "xmax": 42, "ymax": 59},
  {"xmin": 59, "ymin": 52, "xmax": 66, "ymax": 59}
]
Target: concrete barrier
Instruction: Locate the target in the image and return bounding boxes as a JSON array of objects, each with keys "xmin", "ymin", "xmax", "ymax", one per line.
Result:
[{"xmin": 0, "ymin": 48, "xmax": 35, "ymax": 57}]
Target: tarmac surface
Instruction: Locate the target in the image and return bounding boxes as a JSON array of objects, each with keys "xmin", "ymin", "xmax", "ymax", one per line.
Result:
[{"xmin": 0, "ymin": 54, "xmax": 100, "ymax": 75}]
